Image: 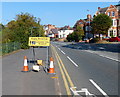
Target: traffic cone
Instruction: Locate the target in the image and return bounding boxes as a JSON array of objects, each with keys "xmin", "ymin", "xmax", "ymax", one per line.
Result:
[
  {"xmin": 22, "ymin": 56, "xmax": 29, "ymax": 72},
  {"xmin": 48, "ymin": 57, "xmax": 55, "ymax": 74}
]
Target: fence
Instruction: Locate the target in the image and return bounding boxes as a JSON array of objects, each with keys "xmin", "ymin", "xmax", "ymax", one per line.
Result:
[{"xmin": 0, "ymin": 42, "xmax": 21, "ymax": 55}]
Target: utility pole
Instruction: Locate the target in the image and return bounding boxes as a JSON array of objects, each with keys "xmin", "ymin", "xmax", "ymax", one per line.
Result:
[{"xmin": 87, "ymin": 9, "xmax": 91, "ymax": 39}]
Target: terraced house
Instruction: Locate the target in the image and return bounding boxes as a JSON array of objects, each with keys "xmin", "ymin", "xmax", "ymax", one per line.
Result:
[{"xmin": 95, "ymin": 2, "xmax": 120, "ymax": 37}]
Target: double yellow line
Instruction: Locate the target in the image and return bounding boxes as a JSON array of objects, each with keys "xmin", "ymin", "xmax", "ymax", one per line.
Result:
[{"xmin": 51, "ymin": 45, "xmax": 76, "ymax": 95}]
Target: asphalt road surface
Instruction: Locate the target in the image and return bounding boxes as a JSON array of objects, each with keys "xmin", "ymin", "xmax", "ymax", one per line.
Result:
[
  {"xmin": 51, "ymin": 41, "xmax": 119, "ymax": 97},
  {"xmin": 2, "ymin": 42, "xmax": 119, "ymax": 97}
]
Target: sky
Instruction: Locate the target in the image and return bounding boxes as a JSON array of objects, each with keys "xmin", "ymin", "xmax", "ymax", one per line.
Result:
[{"xmin": 1, "ymin": 2, "xmax": 119, "ymax": 27}]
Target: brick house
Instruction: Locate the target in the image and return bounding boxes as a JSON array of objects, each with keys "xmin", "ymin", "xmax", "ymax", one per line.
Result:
[
  {"xmin": 73, "ymin": 14, "xmax": 93, "ymax": 39},
  {"xmin": 43, "ymin": 24, "xmax": 56, "ymax": 35},
  {"xmin": 95, "ymin": 3, "xmax": 120, "ymax": 37}
]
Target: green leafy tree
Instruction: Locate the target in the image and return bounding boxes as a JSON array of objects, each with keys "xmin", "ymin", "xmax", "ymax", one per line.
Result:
[
  {"xmin": 67, "ymin": 26, "xmax": 84, "ymax": 42},
  {"xmin": 66, "ymin": 33, "xmax": 74, "ymax": 42},
  {"xmin": 0, "ymin": 23, "xmax": 4, "ymax": 43},
  {"xmin": 0, "ymin": 23, "xmax": 5, "ymax": 30},
  {"xmin": 91, "ymin": 14, "xmax": 112, "ymax": 39},
  {"xmin": 74, "ymin": 25, "xmax": 84, "ymax": 42},
  {"xmin": 2, "ymin": 12, "xmax": 45, "ymax": 49}
]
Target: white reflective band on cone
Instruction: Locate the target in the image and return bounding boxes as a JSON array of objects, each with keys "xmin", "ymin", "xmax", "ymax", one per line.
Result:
[
  {"xmin": 50, "ymin": 61, "xmax": 54, "ymax": 68},
  {"xmin": 24, "ymin": 59, "xmax": 28, "ymax": 66}
]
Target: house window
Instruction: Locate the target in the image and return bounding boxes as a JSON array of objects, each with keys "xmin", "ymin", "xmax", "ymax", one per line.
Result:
[
  {"xmin": 112, "ymin": 11, "xmax": 115, "ymax": 16},
  {"xmin": 119, "ymin": 30, "xmax": 120, "ymax": 36},
  {"xmin": 60, "ymin": 35, "xmax": 62, "ymax": 38},
  {"xmin": 114, "ymin": 20, "xmax": 117, "ymax": 26},
  {"xmin": 113, "ymin": 20, "xmax": 117, "ymax": 26},
  {"xmin": 119, "ymin": 19, "xmax": 120, "ymax": 25},
  {"xmin": 85, "ymin": 26, "xmax": 91, "ymax": 32},
  {"xmin": 86, "ymin": 21, "xmax": 90, "ymax": 24},
  {"xmin": 113, "ymin": 30, "xmax": 117, "ymax": 37},
  {"xmin": 79, "ymin": 22, "xmax": 83, "ymax": 24},
  {"xmin": 108, "ymin": 12, "xmax": 111, "ymax": 16},
  {"xmin": 85, "ymin": 26, "xmax": 88, "ymax": 31},
  {"xmin": 110, "ymin": 30, "xmax": 113, "ymax": 37}
]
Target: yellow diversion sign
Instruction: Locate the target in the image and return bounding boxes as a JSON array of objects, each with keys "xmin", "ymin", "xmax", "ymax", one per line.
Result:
[{"xmin": 28, "ymin": 37, "xmax": 50, "ymax": 46}]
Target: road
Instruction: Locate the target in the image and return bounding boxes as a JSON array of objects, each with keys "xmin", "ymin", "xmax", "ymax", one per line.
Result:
[
  {"xmin": 2, "ymin": 42, "xmax": 119, "ymax": 97},
  {"xmin": 51, "ymin": 42, "xmax": 119, "ymax": 96}
]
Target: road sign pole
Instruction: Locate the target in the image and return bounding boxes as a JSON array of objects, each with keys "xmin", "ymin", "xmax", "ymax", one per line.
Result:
[
  {"xmin": 33, "ymin": 46, "xmax": 36, "ymax": 65},
  {"xmin": 46, "ymin": 46, "xmax": 49, "ymax": 68}
]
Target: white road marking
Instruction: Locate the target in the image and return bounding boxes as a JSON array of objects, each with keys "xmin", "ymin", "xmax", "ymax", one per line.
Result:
[
  {"xmin": 99, "ymin": 55, "xmax": 120, "ymax": 62},
  {"xmin": 67, "ymin": 56, "xmax": 78, "ymax": 67},
  {"xmin": 60, "ymin": 50, "xmax": 66, "ymax": 55},
  {"xmin": 58, "ymin": 48, "xmax": 61, "ymax": 50},
  {"xmin": 57, "ymin": 47, "xmax": 66, "ymax": 55},
  {"xmin": 89, "ymin": 79, "xmax": 109, "ymax": 97},
  {"xmin": 70, "ymin": 87, "xmax": 95, "ymax": 96}
]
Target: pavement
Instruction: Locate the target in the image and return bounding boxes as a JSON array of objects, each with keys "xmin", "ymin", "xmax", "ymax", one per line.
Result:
[{"xmin": 2, "ymin": 47, "xmax": 57, "ymax": 95}]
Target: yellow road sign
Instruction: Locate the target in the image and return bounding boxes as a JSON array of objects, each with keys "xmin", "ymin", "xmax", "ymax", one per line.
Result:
[{"xmin": 28, "ymin": 37, "xmax": 50, "ymax": 46}]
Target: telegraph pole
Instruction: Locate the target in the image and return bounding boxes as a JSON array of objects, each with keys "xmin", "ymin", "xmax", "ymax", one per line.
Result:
[{"xmin": 87, "ymin": 9, "xmax": 90, "ymax": 39}]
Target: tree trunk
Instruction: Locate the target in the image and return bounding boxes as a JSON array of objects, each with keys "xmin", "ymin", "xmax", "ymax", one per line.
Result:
[
  {"xmin": 93, "ymin": 33, "xmax": 94, "ymax": 39},
  {"xmin": 99, "ymin": 33, "xmax": 103, "ymax": 40}
]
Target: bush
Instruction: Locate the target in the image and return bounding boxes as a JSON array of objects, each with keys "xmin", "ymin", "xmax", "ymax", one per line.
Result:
[
  {"xmin": 94, "ymin": 38, "xmax": 99, "ymax": 43},
  {"xmin": 64, "ymin": 40, "xmax": 68, "ymax": 42}
]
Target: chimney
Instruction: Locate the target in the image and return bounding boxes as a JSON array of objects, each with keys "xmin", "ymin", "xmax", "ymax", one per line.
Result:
[
  {"xmin": 87, "ymin": 14, "xmax": 92, "ymax": 19},
  {"xmin": 98, "ymin": 7, "xmax": 101, "ymax": 10}
]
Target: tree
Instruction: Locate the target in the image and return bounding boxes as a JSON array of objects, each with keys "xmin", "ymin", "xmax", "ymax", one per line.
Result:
[
  {"xmin": 0, "ymin": 23, "xmax": 5, "ymax": 30},
  {"xmin": 91, "ymin": 14, "xmax": 112, "ymax": 39},
  {"xmin": 74, "ymin": 25, "xmax": 84, "ymax": 42},
  {"xmin": 2, "ymin": 12, "xmax": 45, "ymax": 49},
  {"xmin": 67, "ymin": 26, "xmax": 84, "ymax": 42},
  {"xmin": 66, "ymin": 33, "xmax": 74, "ymax": 42}
]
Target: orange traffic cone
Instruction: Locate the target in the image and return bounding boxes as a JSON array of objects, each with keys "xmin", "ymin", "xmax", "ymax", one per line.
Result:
[
  {"xmin": 48, "ymin": 57, "xmax": 55, "ymax": 74},
  {"xmin": 22, "ymin": 56, "xmax": 30, "ymax": 72}
]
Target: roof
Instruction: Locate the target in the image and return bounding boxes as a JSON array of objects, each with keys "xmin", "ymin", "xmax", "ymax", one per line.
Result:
[
  {"xmin": 50, "ymin": 29, "xmax": 58, "ymax": 34},
  {"xmin": 98, "ymin": 7, "xmax": 108, "ymax": 14}
]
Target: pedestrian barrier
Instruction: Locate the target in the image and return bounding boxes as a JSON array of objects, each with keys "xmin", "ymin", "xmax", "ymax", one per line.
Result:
[
  {"xmin": 22, "ymin": 56, "xmax": 30, "ymax": 72},
  {"xmin": 2, "ymin": 42, "xmax": 21, "ymax": 55},
  {"xmin": 48, "ymin": 57, "xmax": 55, "ymax": 74}
]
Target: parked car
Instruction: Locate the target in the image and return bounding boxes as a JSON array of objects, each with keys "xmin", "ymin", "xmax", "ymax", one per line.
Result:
[
  {"xmin": 103, "ymin": 36, "xmax": 110, "ymax": 40},
  {"xmin": 107, "ymin": 37, "xmax": 120, "ymax": 42}
]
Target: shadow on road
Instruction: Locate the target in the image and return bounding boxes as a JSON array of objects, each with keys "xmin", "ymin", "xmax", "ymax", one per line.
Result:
[{"xmin": 62, "ymin": 42, "xmax": 120, "ymax": 53}]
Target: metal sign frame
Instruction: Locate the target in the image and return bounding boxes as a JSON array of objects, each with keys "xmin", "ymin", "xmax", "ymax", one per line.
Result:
[
  {"xmin": 28, "ymin": 37, "xmax": 50, "ymax": 46},
  {"xmin": 28, "ymin": 37, "xmax": 50, "ymax": 73}
]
